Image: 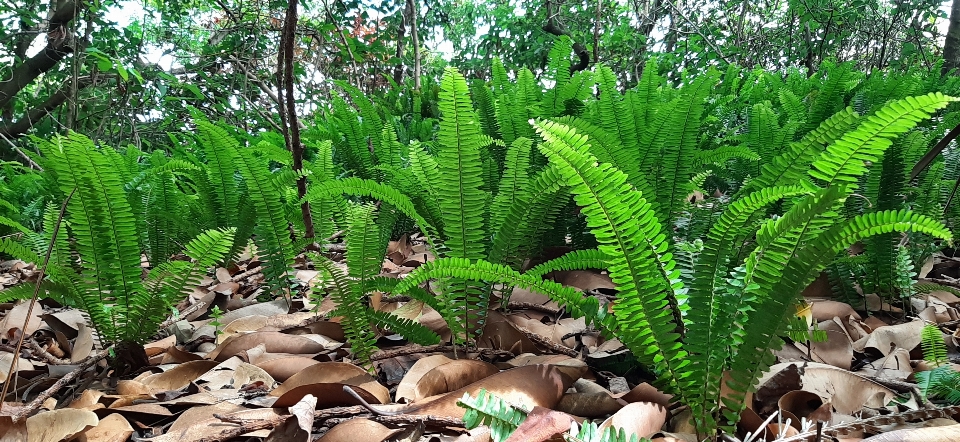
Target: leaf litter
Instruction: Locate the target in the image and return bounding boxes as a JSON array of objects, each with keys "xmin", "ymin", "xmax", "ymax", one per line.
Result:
[{"xmin": 1, "ymin": 243, "xmax": 960, "ymax": 441}]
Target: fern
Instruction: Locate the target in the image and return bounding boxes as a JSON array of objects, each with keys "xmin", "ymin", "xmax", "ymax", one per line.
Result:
[
  {"xmin": 916, "ymin": 366, "xmax": 960, "ymax": 404},
  {"xmin": 458, "ymin": 389, "xmax": 529, "ymax": 442},
  {"xmin": 566, "ymin": 421, "xmax": 641, "ymax": 442},
  {"xmin": 921, "ymin": 324, "xmax": 948, "ymax": 366},
  {"xmin": 532, "ymin": 120, "xmax": 688, "ymax": 398}
]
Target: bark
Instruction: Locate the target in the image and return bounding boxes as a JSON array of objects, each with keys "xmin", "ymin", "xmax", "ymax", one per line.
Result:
[
  {"xmin": 0, "ymin": 0, "xmax": 82, "ymax": 111},
  {"xmin": 542, "ymin": 0, "xmax": 590, "ymax": 73},
  {"xmin": 0, "ymin": 76, "xmax": 93, "ymax": 139},
  {"xmin": 943, "ymin": 0, "xmax": 960, "ymax": 75},
  {"xmin": 279, "ymin": 0, "xmax": 314, "ymax": 239},
  {"xmin": 407, "ymin": 0, "xmax": 421, "ymax": 90}
]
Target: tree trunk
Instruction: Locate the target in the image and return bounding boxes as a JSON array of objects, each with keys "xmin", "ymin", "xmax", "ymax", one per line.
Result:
[{"xmin": 943, "ymin": 0, "xmax": 960, "ymax": 75}]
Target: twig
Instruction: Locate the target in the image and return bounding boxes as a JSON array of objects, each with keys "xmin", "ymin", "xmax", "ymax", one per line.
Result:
[
  {"xmin": 369, "ymin": 344, "xmax": 458, "ymax": 361},
  {"xmin": 11, "ymin": 347, "xmax": 111, "ymax": 422},
  {"xmin": 26, "ymin": 339, "xmax": 70, "ymax": 365},
  {"xmin": 200, "ymin": 406, "xmax": 368, "ymax": 442},
  {"xmin": 516, "ymin": 326, "xmax": 579, "ymax": 357},
  {"xmin": 506, "ymin": 301, "xmax": 561, "ymax": 315},
  {"xmin": 374, "ymin": 413, "xmax": 464, "ymax": 427},
  {"xmin": 0, "ymin": 187, "xmax": 74, "ymax": 408}
]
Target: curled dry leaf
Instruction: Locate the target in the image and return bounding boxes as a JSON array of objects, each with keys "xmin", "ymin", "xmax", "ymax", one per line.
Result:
[
  {"xmin": 555, "ymin": 392, "xmax": 623, "ymax": 417},
  {"xmin": 25, "ymin": 408, "xmax": 98, "ymax": 442},
  {"xmin": 598, "ymin": 401, "xmax": 667, "ymax": 440},
  {"xmin": 73, "ymin": 412, "xmax": 133, "ymax": 442},
  {"xmin": 777, "ymin": 390, "xmax": 823, "ymax": 420},
  {"xmin": 761, "ymin": 362, "xmax": 897, "ymax": 415},
  {"xmin": 409, "ymin": 359, "xmax": 500, "ymax": 402},
  {"xmin": 504, "ymin": 406, "xmax": 575, "ymax": 442},
  {"xmin": 269, "ymin": 361, "xmax": 390, "ymax": 407},
  {"xmin": 266, "ymin": 394, "xmax": 317, "ymax": 442},
  {"xmin": 70, "ymin": 323, "xmax": 94, "ymax": 362},
  {"xmin": 208, "ymin": 331, "xmax": 332, "ymax": 361},
  {"xmin": 857, "ymin": 320, "xmax": 924, "ymax": 356},
  {"xmin": 139, "ymin": 360, "xmax": 219, "ymax": 392},
  {"xmin": 317, "ymin": 419, "xmax": 400, "ymax": 442},
  {"xmin": 395, "ymin": 354, "xmax": 455, "ymax": 403},
  {"xmin": 368, "ymin": 364, "xmax": 570, "ymax": 420}
]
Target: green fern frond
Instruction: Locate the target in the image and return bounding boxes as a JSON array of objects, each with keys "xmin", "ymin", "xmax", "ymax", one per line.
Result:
[
  {"xmin": 194, "ymin": 120, "xmax": 240, "ymax": 228},
  {"xmin": 742, "ymin": 107, "xmax": 860, "ymax": 194},
  {"xmin": 303, "ymin": 177, "xmax": 441, "ymax": 253},
  {"xmin": 566, "ymin": 421, "xmax": 639, "ymax": 442},
  {"xmin": 922, "ymin": 324, "xmax": 948, "ymax": 366},
  {"xmin": 694, "ymin": 146, "xmax": 761, "ymax": 167},
  {"xmin": 132, "ymin": 227, "xmax": 236, "ymax": 343},
  {"xmin": 533, "ymin": 119, "xmax": 686, "ymax": 397},
  {"xmin": 458, "ymin": 389, "xmax": 528, "ymax": 442},
  {"xmin": 311, "ymin": 252, "xmax": 377, "ymax": 368},
  {"xmin": 810, "ymin": 93, "xmax": 958, "ymax": 187},
  {"xmin": 395, "ymin": 258, "xmax": 605, "ymax": 329},
  {"xmin": 525, "ymin": 249, "xmax": 609, "ymax": 279},
  {"xmin": 234, "ymin": 147, "xmax": 296, "ymax": 297},
  {"xmin": 369, "ymin": 309, "xmax": 441, "ymax": 345},
  {"xmin": 39, "ymin": 132, "xmax": 143, "ymax": 343},
  {"xmin": 488, "ymin": 138, "xmax": 532, "ymax": 236}
]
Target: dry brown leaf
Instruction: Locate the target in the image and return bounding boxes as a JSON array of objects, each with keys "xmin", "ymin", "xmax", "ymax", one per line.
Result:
[
  {"xmin": 410, "ymin": 359, "xmax": 500, "ymax": 402},
  {"xmin": 504, "ymin": 406, "xmax": 574, "ymax": 442},
  {"xmin": 395, "ymin": 355, "xmax": 454, "ymax": 403},
  {"xmin": 265, "ymin": 394, "xmax": 316, "ymax": 442},
  {"xmin": 811, "ymin": 301, "xmax": 861, "ymax": 322},
  {"xmin": 160, "ymin": 345, "xmax": 203, "ymax": 364},
  {"xmin": 864, "ymin": 293, "xmax": 902, "ymax": 313},
  {"xmin": 777, "ymin": 390, "xmax": 823, "ymax": 419},
  {"xmin": 115, "ymin": 380, "xmax": 153, "ymax": 396},
  {"xmin": 614, "ymin": 383, "xmax": 673, "ymax": 407},
  {"xmin": 367, "ymin": 364, "xmax": 570, "ymax": 420},
  {"xmin": 139, "ymin": 360, "xmax": 218, "ymax": 392},
  {"xmin": 859, "ymin": 320, "xmax": 924, "ymax": 356},
  {"xmin": 72, "ymin": 412, "xmax": 133, "ymax": 442},
  {"xmin": 254, "ymin": 356, "xmax": 322, "ymax": 382},
  {"xmin": 68, "ymin": 390, "xmax": 105, "ymax": 410},
  {"xmin": 70, "ymin": 323, "xmax": 94, "ymax": 362},
  {"xmin": 0, "ymin": 351, "xmax": 34, "ymax": 381},
  {"xmin": 555, "ymin": 392, "xmax": 623, "ymax": 417},
  {"xmin": 598, "ymin": 402, "xmax": 667, "ymax": 440},
  {"xmin": 317, "ymin": 418, "xmax": 400, "ymax": 442},
  {"xmin": 270, "ymin": 362, "xmax": 390, "ymax": 406},
  {"xmin": 477, "ymin": 311, "xmax": 539, "ymax": 354},
  {"xmin": 810, "ymin": 329, "xmax": 853, "ymax": 370},
  {"xmin": 0, "ymin": 301, "xmax": 43, "ymax": 337},
  {"xmin": 215, "ymin": 267, "xmax": 232, "ymax": 283},
  {"xmin": 208, "ymin": 331, "xmax": 331, "ymax": 361},
  {"xmin": 503, "ymin": 354, "xmax": 588, "ymax": 384},
  {"xmin": 145, "ymin": 401, "xmax": 247, "ymax": 442},
  {"xmin": 198, "ymin": 359, "xmax": 275, "ymax": 390},
  {"xmin": 25, "ymin": 408, "xmax": 98, "ymax": 442},
  {"xmin": 762, "ymin": 362, "xmax": 896, "ymax": 415},
  {"xmin": 552, "ymin": 270, "xmax": 616, "ymax": 292},
  {"xmin": 216, "ymin": 299, "xmax": 289, "ymax": 325}
]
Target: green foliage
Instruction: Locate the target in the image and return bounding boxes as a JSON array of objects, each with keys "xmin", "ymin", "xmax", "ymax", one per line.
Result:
[
  {"xmin": 916, "ymin": 366, "xmax": 960, "ymax": 404},
  {"xmin": 565, "ymin": 421, "xmax": 641, "ymax": 442},
  {"xmin": 458, "ymin": 389, "xmax": 529, "ymax": 442},
  {"xmin": 921, "ymin": 324, "xmax": 948, "ymax": 367},
  {"xmin": 0, "ymin": 132, "xmax": 236, "ymax": 345}
]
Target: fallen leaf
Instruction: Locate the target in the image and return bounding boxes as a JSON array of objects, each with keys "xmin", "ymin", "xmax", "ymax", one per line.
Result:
[
  {"xmin": 139, "ymin": 360, "xmax": 219, "ymax": 392},
  {"xmin": 270, "ymin": 362, "xmax": 390, "ymax": 407},
  {"xmin": 0, "ymin": 301, "xmax": 43, "ymax": 337},
  {"xmin": 858, "ymin": 320, "xmax": 924, "ymax": 356},
  {"xmin": 505, "ymin": 406, "xmax": 574, "ymax": 442},
  {"xmin": 73, "ymin": 412, "xmax": 133, "ymax": 442},
  {"xmin": 395, "ymin": 355, "xmax": 455, "ymax": 403},
  {"xmin": 25, "ymin": 408, "xmax": 98, "ymax": 442},
  {"xmin": 208, "ymin": 331, "xmax": 331, "ymax": 361},
  {"xmin": 409, "ymin": 359, "xmax": 500, "ymax": 402},
  {"xmin": 317, "ymin": 418, "xmax": 400, "ymax": 442},
  {"xmin": 70, "ymin": 323, "xmax": 94, "ymax": 362},
  {"xmin": 599, "ymin": 401, "xmax": 667, "ymax": 439}
]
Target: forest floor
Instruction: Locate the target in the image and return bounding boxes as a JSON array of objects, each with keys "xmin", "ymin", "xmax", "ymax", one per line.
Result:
[{"xmin": 1, "ymin": 235, "xmax": 959, "ymax": 442}]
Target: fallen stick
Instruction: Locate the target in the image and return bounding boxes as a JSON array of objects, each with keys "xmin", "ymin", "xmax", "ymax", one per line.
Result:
[{"xmin": 12, "ymin": 347, "xmax": 111, "ymax": 423}]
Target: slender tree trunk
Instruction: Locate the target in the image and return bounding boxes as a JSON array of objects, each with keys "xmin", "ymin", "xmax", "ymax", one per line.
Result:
[
  {"xmin": 943, "ymin": 0, "xmax": 960, "ymax": 75},
  {"xmin": 279, "ymin": 0, "xmax": 314, "ymax": 239},
  {"xmin": 407, "ymin": 0, "xmax": 421, "ymax": 90}
]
